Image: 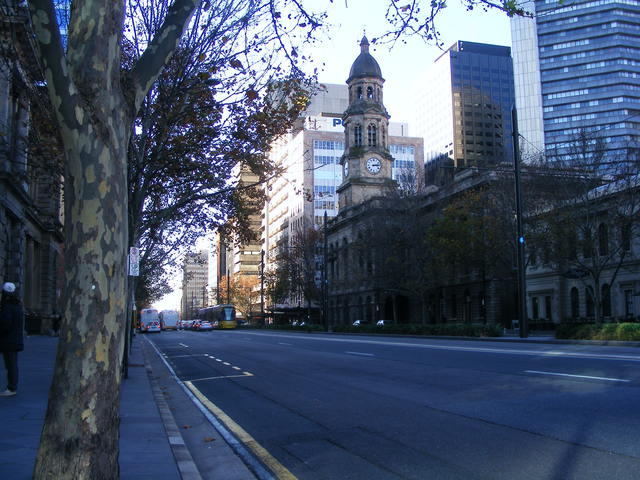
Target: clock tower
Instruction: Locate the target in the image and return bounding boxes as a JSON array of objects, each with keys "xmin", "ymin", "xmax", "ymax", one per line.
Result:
[{"xmin": 338, "ymin": 36, "xmax": 396, "ymax": 211}]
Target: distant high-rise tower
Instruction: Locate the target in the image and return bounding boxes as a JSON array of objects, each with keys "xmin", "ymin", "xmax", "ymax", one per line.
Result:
[
  {"xmin": 511, "ymin": 0, "xmax": 640, "ymax": 160},
  {"xmin": 415, "ymin": 41, "xmax": 516, "ymax": 174}
]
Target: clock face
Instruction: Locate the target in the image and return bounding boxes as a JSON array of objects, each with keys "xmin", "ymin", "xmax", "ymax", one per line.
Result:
[
  {"xmin": 343, "ymin": 160, "xmax": 349, "ymax": 178},
  {"xmin": 366, "ymin": 157, "xmax": 381, "ymax": 174}
]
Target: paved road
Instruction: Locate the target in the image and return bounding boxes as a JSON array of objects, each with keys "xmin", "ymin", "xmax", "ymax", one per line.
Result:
[{"xmin": 149, "ymin": 330, "xmax": 640, "ymax": 480}]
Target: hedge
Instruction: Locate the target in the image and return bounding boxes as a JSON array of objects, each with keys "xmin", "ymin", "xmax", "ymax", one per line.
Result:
[
  {"xmin": 243, "ymin": 323, "xmax": 502, "ymax": 337},
  {"xmin": 555, "ymin": 322, "xmax": 640, "ymax": 341},
  {"xmin": 332, "ymin": 323, "xmax": 503, "ymax": 337}
]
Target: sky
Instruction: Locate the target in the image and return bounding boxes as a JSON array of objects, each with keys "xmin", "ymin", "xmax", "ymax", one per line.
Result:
[
  {"xmin": 153, "ymin": 1, "xmax": 514, "ymax": 312},
  {"xmin": 311, "ymin": 0, "xmax": 514, "ymax": 128}
]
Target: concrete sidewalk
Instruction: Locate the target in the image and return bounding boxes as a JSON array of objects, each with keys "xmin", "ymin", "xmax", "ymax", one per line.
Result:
[{"xmin": 0, "ymin": 335, "xmax": 181, "ymax": 479}]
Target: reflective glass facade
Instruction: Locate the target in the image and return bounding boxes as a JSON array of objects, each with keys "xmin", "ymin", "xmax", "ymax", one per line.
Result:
[
  {"xmin": 417, "ymin": 41, "xmax": 515, "ymax": 170},
  {"xmin": 511, "ymin": 0, "xmax": 640, "ymax": 161}
]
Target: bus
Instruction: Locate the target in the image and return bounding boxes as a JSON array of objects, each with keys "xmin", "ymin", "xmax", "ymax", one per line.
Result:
[
  {"xmin": 159, "ymin": 310, "xmax": 180, "ymax": 330},
  {"xmin": 198, "ymin": 304, "xmax": 237, "ymax": 329},
  {"xmin": 139, "ymin": 308, "xmax": 161, "ymax": 333}
]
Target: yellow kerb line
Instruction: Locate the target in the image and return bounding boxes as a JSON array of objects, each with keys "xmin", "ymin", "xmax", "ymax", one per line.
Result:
[{"xmin": 185, "ymin": 381, "xmax": 298, "ymax": 480}]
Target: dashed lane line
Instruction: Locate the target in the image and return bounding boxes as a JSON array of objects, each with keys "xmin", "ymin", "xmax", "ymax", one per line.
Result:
[
  {"xmin": 525, "ymin": 370, "xmax": 631, "ymax": 383},
  {"xmin": 189, "ymin": 372, "xmax": 254, "ymax": 382}
]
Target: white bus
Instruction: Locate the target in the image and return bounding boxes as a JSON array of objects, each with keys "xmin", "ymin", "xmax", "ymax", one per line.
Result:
[
  {"xmin": 159, "ymin": 310, "xmax": 180, "ymax": 330},
  {"xmin": 139, "ymin": 308, "xmax": 161, "ymax": 333}
]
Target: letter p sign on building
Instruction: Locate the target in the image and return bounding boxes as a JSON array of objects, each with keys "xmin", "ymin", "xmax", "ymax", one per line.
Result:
[{"xmin": 129, "ymin": 247, "xmax": 140, "ymax": 276}]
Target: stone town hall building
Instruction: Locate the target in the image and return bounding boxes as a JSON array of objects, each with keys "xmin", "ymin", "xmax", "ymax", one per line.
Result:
[
  {"xmin": 327, "ymin": 37, "xmax": 411, "ymax": 325},
  {"xmin": 326, "ymin": 37, "xmax": 517, "ymax": 326}
]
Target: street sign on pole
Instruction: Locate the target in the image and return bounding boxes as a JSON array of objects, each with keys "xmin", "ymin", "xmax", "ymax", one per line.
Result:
[{"xmin": 129, "ymin": 247, "xmax": 140, "ymax": 276}]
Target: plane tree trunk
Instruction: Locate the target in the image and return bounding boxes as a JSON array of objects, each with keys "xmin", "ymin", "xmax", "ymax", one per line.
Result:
[{"xmin": 27, "ymin": 0, "xmax": 198, "ymax": 478}]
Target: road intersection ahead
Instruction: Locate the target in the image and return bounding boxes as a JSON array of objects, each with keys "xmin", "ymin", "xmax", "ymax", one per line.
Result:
[{"xmin": 149, "ymin": 331, "xmax": 640, "ymax": 480}]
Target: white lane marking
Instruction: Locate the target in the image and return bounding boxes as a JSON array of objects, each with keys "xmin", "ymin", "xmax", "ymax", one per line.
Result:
[
  {"xmin": 215, "ymin": 359, "xmax": 222, "ymax": 362},
  {"xmin": 179, "ymin": 343, "xmax": 189, "ymax": 348},
  {"xmin": 166, "ymin": 354, "xmax": 207, "ymax": 359},
  {"xmin": 346, "ymin": 351, "xmax": 375, "ymax": 357},
  {"xmin": 223, "ymin": 362, "xmax": 231, "ymax": 366},
  {"xmin": 525, "ymin": 370, "xmax": 631, "ymax": 383},
  {"xmin": 238, "ymin": 332, "xmax": 640, "ymax": 362},
  {"xmin": 189, "ymin": 373, "xmax": 254, "ymax": 382},
  {"xmin": 232, "ymin": 366, "xmax": 242, "ymax": 371},
  {"xmin": 278, "ymin": 342, "xmax": 293, "ymax": 346}
]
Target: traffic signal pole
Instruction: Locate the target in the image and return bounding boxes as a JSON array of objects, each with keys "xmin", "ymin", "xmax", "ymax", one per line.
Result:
[{"xmin": 512, "ymin": 107, "xmax": 528, "ymax": 338}]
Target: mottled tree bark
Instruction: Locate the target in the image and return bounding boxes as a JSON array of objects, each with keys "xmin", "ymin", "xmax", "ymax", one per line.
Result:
[{"xmin": 27, "ymin": 0, "xmax": 197, "ymax": 478}]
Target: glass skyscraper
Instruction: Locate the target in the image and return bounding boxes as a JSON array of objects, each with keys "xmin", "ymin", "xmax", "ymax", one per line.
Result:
[
  {"xmin": 416, "ymin": 41, "xmax": 516, "ymax": 171},
  {"xmin": 511, "ymin": 0, "xmax": 640, "ymax": 161}
]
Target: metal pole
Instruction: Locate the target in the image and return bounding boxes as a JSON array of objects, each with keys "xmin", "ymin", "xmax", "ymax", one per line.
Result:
[
  {"xmin": 323, "ymin": 211, "xmax": 328, "ymax": 331},
  {"xmin": 260, "ymin": 249, "xmax": 265, "ymax": 316},
  {"xmin": 226, "ymin": 268, "xmax": 230, "ymax": 304},
  {"xmin": 512, "ymin": 107, "xmax": 528, "ymax": 338}
]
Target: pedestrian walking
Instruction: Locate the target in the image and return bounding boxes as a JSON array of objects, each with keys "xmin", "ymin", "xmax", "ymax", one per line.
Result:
[{"xmin": 0, "ymin": 282, "xmax": 24, "ymax": 397}]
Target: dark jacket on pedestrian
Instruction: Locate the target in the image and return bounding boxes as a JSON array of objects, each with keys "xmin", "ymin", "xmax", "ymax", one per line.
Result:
[{"xmin": 0, "ymin": 294, "xmax": 24, "ymax": 352}]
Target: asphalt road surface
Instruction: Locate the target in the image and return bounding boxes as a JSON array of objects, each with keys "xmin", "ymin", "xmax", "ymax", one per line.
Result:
[{"xmin": 148, "ymin": 330, "xmax": 640, "ymax": 480}]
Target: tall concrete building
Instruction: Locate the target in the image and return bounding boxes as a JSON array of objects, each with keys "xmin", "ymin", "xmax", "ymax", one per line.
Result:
[
  {"xmin": 414, "ymin": 41, "xmax": 516, "ymax": 174},
  {"xmin": 262, "ymin": 77, "xmax": 422, "ymax": 318},
  {"xmin": 511, "ymin": 0, "xmax": 640, "ymax": 159},
  {"xmin": 263, "ymin": 82, "xmax": 423, "ymax": 260},
  {"xmin": 181, "ymin": 250, "xmax": 208, "ymax": 319}
]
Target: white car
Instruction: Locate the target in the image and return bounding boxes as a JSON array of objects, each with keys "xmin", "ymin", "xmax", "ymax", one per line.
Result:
[
  {"xmin": 196, "ymin": 320, "xmax": 213, "ymax": 331},
  {"xmin": 142, "ymin": 320, "xmax": 161, "ymax": 333}
]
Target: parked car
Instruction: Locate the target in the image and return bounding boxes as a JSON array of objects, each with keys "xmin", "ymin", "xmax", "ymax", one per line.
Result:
[
  {"xmin": 196, "ymin": 320, "xmax": 213, "ymax": 331},
  {"xmin": 377, "ymin": 320, "xmax": 390, "ymax": 326},
  {"xmin": 141, "ymin": 320, "xmax": 161, "ymax": 333},
  {"xmin": 179, "ymin": 319, "xmax": 194, "ymax": 330},
  {"xmin": 352, "ymin": 320, "xmax": 369, "ymax": 326}
]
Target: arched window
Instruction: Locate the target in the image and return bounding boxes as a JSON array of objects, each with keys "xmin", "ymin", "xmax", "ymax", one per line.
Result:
[
  {"xmin": 583, "ymin": 229, "xmax": 592, "ymax": 258},
  {"xmin": 367, "ymin": 124, "xmax": 377, "ymax": 146},
  {"xmin": 357, "ymin": 86, "xmax": 363, "ymax": 99},
  {"xmin": 357, "ymin": 234, "xmax": 364, "ymax": 273},
  {"xmin": 621, "ymin": 222, "xmax": 632, "ymax": 252},
  {"xmin": 342, "ymin": 238, "xmax": 349, "ymax": 279},
  {"xmin": 586, "ymin": 286, "xmax": 595, "ymax": 317},
  {"xmin": 602, "ymin": 284, "xmax": 611, "ymax": 317},
  {"xmin": 354, "ymin": 125, "xmax": 362, "ymax": 146},
  {"xmin": 367, "ymin": 86, "xmax": 374, "ymax": 99},
  {"xmin": 567, "ymin": 231, "xmax": 577, "ymax": 260},
  {"xmin": 598, "ymin": 223, "xmax": 608, "ymax": 256},
  {"xmin": 570, "ymin": 287, "xmax": 579, "ymax": 318}
]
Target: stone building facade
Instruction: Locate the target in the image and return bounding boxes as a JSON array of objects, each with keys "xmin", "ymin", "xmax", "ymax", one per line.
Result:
[
  {"xmin": 327, "ymin": 38, "xmax": 517, "ymax": 327},
  {"xmin": 1, "ymin": 1, "xmax": 64, "ymax": 333}
]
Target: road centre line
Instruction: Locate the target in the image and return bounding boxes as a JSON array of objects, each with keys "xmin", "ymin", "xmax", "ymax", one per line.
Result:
[
  {"xmin": 278, "ymin": 342, "xmax": 293, "ymax": 346},
  {"xmin": 345, "ymin": 351, "xmax": 375, "ymax": 357},
  {"xmin": 525, "ymin": 370, "xmax": 631, "ymax": 382},
  {"xmin": 179, "ymin": 343, "xmax": 189, "ymax": 348},
  {"xmin": 238, "ymin": 332, "xmax": 640, "ymax": 362}
]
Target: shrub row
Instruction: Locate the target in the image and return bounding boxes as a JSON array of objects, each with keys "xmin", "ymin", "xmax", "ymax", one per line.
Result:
[
  {"xmin": 332, "ymin": 323, "xmax": 503, "ymax": 337},
  {"xmin": 555, "ymin": 322, "xmax": 640, "ymax": 341},
  {"xmin": 245, "ymin": 324, "xmax": 324, "ymax": 332}
]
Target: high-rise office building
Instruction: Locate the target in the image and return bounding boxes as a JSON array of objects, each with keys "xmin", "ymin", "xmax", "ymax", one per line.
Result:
[
  {"xmin": 263, "ymin": 83, "xmax": 422, "ymax": 260},
  {"xmin": 181, "ymin": 250, "xmax": 208, "ymax": 319},
  {"xmin": 415, "ymin": 41, "xmax": 516, "ymax": 174},
  {"xmin": 511, "ymin": 0, "xmax": 640, "ymax": 160}
]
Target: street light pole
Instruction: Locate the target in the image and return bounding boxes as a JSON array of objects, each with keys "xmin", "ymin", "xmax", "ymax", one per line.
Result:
[
  {"xmin": 260, "ymin": 249, "xmax": 265, "ymax": 318},
  {"xmin": 512, "ymin": 107, "xmax": 528, "ymax": 338},
  {"xmin": 323, "ymin": 210, "xmax": 328, "ymax": 331}
]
